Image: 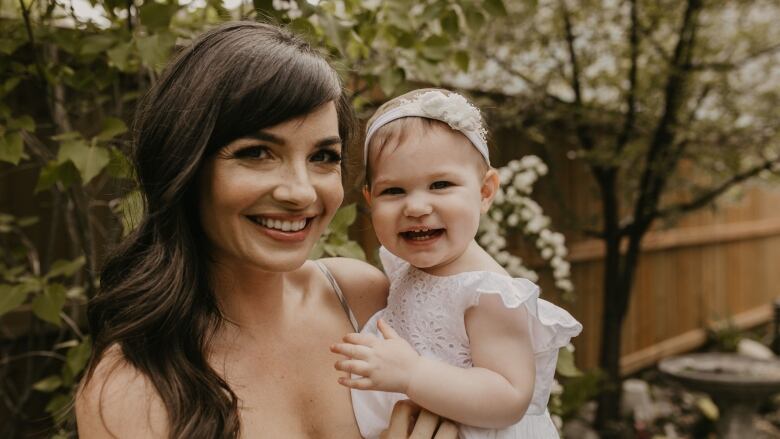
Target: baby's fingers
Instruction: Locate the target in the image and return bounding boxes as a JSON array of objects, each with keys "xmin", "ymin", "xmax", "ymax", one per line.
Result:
[
  {"xmin": 334, "ymin": 359, "xmax": 373, "ymax": 377},
  {"xmin": 330, "ymin": 342, "xmax": 372, "ymax": 360},
  {"xmin": 337, "ymin": 376, "xmax": 375, "ymax": 390},
  {"xmin": 343, "ymin": 332, "xmax": 380, "ymax": 346}
]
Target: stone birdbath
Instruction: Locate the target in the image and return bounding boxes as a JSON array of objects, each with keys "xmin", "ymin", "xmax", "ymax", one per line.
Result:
[{"xmin": 659, "ymin": 353, "xmax": 780, "ymax": 438}]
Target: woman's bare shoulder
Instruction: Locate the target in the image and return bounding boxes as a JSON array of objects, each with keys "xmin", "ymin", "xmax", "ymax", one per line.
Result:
[
  {"xmin": 76, "ymin": 345, "xmax": 168, "ymax": 438},
  {"xmin": 319, "ymin": 257, "xmax": 388, "ymax": 327}
]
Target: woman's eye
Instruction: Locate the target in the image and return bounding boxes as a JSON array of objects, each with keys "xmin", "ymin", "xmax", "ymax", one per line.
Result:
[
  {"xmin": 311, "ymin": 149, "xmax": 342, "ymax": 163},
  {"xmin": 232, "ymin": 146, "xmax": 268, "ymax": 159},
  {"xmin": 380, "ymin": 187, "xmax": 404, "ymax": 196},
  {"xmin": 431, "ymin": 181, "xmax": 453, "ymax": 190}
]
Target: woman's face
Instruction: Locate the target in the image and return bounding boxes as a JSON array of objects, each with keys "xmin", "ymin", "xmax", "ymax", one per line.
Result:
[{"xmin": 198, "ymin": 101, "xmax": 344, "ymax": 273}]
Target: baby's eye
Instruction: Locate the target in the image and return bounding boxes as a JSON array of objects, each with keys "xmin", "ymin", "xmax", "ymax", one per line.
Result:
[
  {"xmin": 380, "ymin": 187, "xmax": 404, "ymax": 196},
  {"xmin": 430, "ymin": 181, "xmax": 453, "ymax": 190},
  {"xmin": 232, "ymin": 145, "xmax": 269, "ymax": 160},
  {"xmin": 311, "ymin": 148, "xmax": 342, "ymax": 163}
]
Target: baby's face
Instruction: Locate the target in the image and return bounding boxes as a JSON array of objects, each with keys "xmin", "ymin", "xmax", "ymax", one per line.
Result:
[{"xmin": 367, "ymin": 124, "xmax": 488, "ymax": 272}]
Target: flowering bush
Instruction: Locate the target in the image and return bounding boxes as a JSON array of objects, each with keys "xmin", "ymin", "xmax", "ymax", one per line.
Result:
[{"xmin": 480, "ymin": 155, "xmax": 574, "ymax": 299}]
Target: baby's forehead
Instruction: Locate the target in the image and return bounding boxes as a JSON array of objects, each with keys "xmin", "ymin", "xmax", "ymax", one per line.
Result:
[{"xmin": 369, "ymin": 121, "xmax": 487, "ymax": 179}]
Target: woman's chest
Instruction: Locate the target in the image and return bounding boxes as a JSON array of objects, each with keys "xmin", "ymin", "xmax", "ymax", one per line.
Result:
[{"xmin": 219, "ymin": 326, "xmax": 361, "ymax": 437}]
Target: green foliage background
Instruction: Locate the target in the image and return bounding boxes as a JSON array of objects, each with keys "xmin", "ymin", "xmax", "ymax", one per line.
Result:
[
  {"xmin": 0, "ymin": 0, "xmax": 532, "ymax": 436},
  {"xmin": 4, "ymin": 0, "xmax": 778, "ymax": 436}
]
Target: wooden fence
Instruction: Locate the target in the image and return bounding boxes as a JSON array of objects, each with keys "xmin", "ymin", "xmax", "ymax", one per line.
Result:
[{"xmin": 547, "ymin": 184, "xmax": 780, "ymax": 374}]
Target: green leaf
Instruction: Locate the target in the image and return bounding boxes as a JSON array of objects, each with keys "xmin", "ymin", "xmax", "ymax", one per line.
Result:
[
  {"xmin": 556, "ymin": 346, "xmax": 583, "ymax": 378},
  {"xmin": 139, "ymin": 2, "xmax": 179, "ymax": 30},
  {"xmin": 441, "ymin": 9, "xmax": 460, "ymax": 35},
  {"xmin": 31, "ymin": 283, "xmax": 67, "ymax": 325},
  {"xmin": 57, "ymin": 139, "xmax": 110, "ymax": 184},
  {"xmin": 44, "ymin": 393, "xmax": 71, "ymax": 416},
  {"xmin": 0, "ymin": 131, "xmax": 23, "ymax": 165},
  {"xmin": 379, "ymin": 67, "xmax": 404, "ymax": 96},
  {"xmin": 136, "ymin": 32, "xmax": 177, "ymax": 73},
  {"xmin": 45, "ymin": 256, "xmax": 86, "ymax": 280},
  {"xmin": 96, "ymin": 117, "xmax": 128, "ymax": 141},
  {"xmin": 332, "ymin": 241, "xmax": 366, "ymax": 260},
  {"xmin": 2, "ymin": 77, "xmax": 21, "ymax": 96},
  {"xmin": 253, "ymin": 0, "xmax": 282, "ymax": 18},
  {"xmin": 8, "ymin": 115, "xmax": 35, "ymax": 132},
  {"xmin": 33, "ymin": 375, "xmax": 63, "ymax": 392},
  {"xmin": 420, "ymin": 35, "xmax": 450, "ymax": 61},
  {"xmin": 329, "ymin": 204, "xmax": 357, "ymax": 234},
  {"xmin": 66, "ymin": 337, "xmax": 92, "ymax": 376},
  {"xmin": 107, "ymin": 42, "xmax": 135, "ymax": 72},
  {"xmin": 0, "ymin": 38, "xmax": 24, "ymax": 55},
  {"xmin": 106, "ymin": 147, "xmax": 133, "ymax": 179},
  {"xmin": 80, "ymin": 34, "xmax": 116, "ymax": 56},
  {"xmin": 35, "ymin": 160, "xmax": 80, "ymax": 193},
  {"xmin": 112, "ymin": 190, "xmax": 143, "ymax": 236},
  {"xmin": 464, "ymin": 7, "xmax": 486, "ymax": 31},
  {"xmin": 51, "ymin": 131, "xmax": 82, "ymax": 142},
  {"xmin": 484, "ymin": 0, "xmax": 508, "ymax": 17},
  {"xmin": 454, "ymin": 50, "xmax": 470, "ymax": 71},
  {"xmin": 16, "ymin": 216, "xmax": 38, "ymax": 227},
  {"xmin": 0, "ymin": 284, "xmax": 28, "ymax": 317}
]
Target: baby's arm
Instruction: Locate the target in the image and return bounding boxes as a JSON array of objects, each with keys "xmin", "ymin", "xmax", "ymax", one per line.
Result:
[{"xmin": 331, "ymin": 294, "xmax": 535, "ymax": 429}]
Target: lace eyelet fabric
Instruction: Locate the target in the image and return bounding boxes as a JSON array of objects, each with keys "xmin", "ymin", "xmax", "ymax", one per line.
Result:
[{"xmin": 350, "ymin": 247, "xmax": 583, "ymax": 439}]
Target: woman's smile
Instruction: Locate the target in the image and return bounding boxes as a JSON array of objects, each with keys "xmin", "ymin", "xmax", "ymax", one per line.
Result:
[{"xmin": 246, "ymin": 214, "xmax": 315, "ymax": 242}]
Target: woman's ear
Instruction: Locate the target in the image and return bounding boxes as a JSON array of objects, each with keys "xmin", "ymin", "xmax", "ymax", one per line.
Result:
[
  {"xmin": 362, "ymin": 185, "xmax": 372, "ymax": 206},
  {"xmin": 480, "ymin": 168, "xmax": 500, "ymax": 214}
]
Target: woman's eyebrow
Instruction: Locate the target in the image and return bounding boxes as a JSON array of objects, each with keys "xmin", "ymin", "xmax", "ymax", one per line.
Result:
[
  {"xmin": 315, "ymin": 136, "xmax": 342, "ymax": 148},
  {"xmin": 244, "ymin": 132, "xmax": 341, "ymax": 148},
  {"xmin": 247, "ymin": 131, "xmax": 284, "ymax": 145}
]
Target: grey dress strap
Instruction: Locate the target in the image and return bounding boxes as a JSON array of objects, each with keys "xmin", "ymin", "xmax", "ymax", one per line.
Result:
[{"xmin": 315, "ymin": 261, "xmax": 359, "ymax": 332}]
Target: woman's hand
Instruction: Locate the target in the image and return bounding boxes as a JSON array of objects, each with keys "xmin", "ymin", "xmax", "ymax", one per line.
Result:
[
  {"xmin": 331, "ymin": 319, "xmax": 421, "ymax": 394},
  {"xmin": 380, "ymin": 400, "xmax": 458, "ymax": 439}
]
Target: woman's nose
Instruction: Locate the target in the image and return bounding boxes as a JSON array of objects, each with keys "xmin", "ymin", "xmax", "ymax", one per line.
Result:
[
  {"xmin": 403, "ymin": 193, "xmax": 433, "ymax": 218},
  {"xmin": 272, "ymin": 162, "xmax": 317, "ymax": 207}
]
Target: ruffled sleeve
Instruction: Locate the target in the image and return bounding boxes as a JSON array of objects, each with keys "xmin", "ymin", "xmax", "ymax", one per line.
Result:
[
  {"xmin": 458, "ymin": 272, "xmax": 583, "ymax": 415},
  {"xmin": 378, "ymin": 246, "xmax": 409, "ymax": 280}
]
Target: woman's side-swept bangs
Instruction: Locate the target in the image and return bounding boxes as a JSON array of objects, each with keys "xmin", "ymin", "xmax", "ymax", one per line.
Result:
[{"xmin": 206, "ymin": 28, "xmax": 347, "ymax": 155}]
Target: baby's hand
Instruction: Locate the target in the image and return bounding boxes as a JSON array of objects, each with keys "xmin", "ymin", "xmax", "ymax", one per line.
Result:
[{"xmin": 330, "ymin": 319, "xmax": 420, "ymax": 394}]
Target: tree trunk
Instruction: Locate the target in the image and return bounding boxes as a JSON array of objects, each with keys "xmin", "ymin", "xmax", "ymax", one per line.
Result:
[
  {"xmin": 595, "ymin": 224, "xmax": 648, "ymax": 435},
  {"xmin": 595, "ymin": 232, "xmax": 628, "ymax": 435}
]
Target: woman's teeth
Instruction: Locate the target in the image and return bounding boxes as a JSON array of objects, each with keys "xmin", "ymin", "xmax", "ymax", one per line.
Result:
[{"xmin": 254, "ymin": 217, "xmax": 307, "ymax": 232}]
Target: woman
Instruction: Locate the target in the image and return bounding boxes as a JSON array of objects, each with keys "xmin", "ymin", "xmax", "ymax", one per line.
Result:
[{"xmin": 76, "ymin": 22, "xmax": 453, "ymax": 438}]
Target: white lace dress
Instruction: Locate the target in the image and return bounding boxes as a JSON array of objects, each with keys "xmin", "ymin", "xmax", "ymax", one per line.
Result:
[{"xmin": 351, "ymin": 247, "xmax": 583, "ymax": 439}]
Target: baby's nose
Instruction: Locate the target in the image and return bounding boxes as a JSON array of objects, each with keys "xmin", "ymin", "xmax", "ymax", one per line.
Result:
[{"xmin": 403, "ymin": 194, "xmax": 433, "ymax": 217}]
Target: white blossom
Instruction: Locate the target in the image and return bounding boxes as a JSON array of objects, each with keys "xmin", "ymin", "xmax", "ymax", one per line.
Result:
[{"xmin": 477, "ymin": 155, "xmax": 574, "ymax": 296}]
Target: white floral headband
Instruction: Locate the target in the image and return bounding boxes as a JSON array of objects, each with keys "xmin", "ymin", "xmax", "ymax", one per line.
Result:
[{"xmin": 364, "ymin": 90, "xmax": 490, "ymax": 166}]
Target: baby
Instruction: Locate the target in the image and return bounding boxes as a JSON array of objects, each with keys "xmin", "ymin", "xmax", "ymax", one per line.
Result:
[{"xmin": 331, "ymin": 89, "xmax": 582, "ymax": 438}]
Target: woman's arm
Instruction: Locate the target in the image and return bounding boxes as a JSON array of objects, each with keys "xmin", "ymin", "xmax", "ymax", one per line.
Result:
[
  {"xmin": 332, "ymin": 294, "xmax": 535, "ymax": 429},
  {"xmin": 76, "ymin": 348, "xmax": 168, "ymax": 438}
]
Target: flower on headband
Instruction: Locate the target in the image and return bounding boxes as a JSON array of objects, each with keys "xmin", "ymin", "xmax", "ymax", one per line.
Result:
[{"xmin": 410, "ymin": 91, "xmax": 484, "ymax": 134}]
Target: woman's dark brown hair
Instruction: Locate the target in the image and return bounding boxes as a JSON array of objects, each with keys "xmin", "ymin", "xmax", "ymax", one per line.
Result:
[{"xmin": 84, "ymin": 21, "xmax": 355, "ymax": 438}]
